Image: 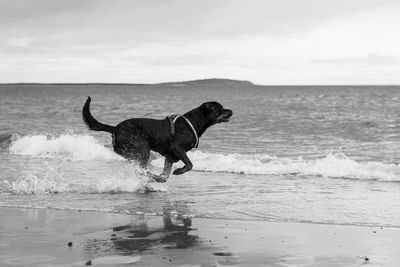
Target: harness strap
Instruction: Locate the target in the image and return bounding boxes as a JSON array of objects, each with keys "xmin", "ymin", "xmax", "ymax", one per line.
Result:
[
  {"xmin": 166, "ymin": 114, "xmax": 199, "ymax": 148},
  {"xmin": 167, "ymin": 116, "xmax": 175, "ymax": 136}
]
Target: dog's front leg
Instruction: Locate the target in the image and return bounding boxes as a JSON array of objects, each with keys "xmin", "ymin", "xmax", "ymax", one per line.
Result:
[{"xmin": 171, "ymin": 145, "xmax": 193, "ymax": 175}]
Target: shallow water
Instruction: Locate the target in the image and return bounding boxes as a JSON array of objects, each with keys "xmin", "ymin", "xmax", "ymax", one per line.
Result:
[{"xmin": 1, "ymin": 84, "xmax": 400, "ymax": 227}]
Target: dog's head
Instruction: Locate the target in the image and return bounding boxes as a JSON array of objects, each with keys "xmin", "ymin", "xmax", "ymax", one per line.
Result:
[{"xmin": 200, "ymin": 102, "xmax": 233, "ymax": 124}]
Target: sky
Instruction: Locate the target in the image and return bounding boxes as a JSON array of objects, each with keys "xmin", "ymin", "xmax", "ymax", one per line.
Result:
[{"xmin": 1, "ymin": 0, "xmax": 400, "ymax": 84}]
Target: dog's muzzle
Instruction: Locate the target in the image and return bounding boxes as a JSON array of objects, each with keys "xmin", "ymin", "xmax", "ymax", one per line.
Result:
[{"xmin": 217, "ymin": 109, "xmax": 233, "ymax": 123}]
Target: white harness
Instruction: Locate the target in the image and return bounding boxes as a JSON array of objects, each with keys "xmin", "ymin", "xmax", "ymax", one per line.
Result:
[{"xmin": 167, "ymin": 114, "xmax": 199, "ymax": 148}]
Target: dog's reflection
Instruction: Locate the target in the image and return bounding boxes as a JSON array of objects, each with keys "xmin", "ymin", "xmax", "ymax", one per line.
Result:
[
  {"xmin": 113, "ymin": 212, "xmax": 196, "ymax": 254},
  {"xmin": 84, "ymin": 210, "xmax": 197, "ymax": 256}
]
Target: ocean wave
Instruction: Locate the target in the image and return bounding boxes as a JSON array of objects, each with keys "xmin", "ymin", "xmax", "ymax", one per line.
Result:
[
  {"xmin": 8, "ymin": 134, "xmax": 123, "ymax": 161},
  {"xmin": 7, "ymin": 134, "xmax": 400, "ymax": 182},
  {"xmin": 153, "ymin": 151, "xmax": 400, "ymax": 182}
]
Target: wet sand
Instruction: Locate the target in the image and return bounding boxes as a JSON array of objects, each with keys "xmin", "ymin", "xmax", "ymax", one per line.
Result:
[{"xmin": 0, "ymin": 207, "xmax": 399, "ymax": 266}]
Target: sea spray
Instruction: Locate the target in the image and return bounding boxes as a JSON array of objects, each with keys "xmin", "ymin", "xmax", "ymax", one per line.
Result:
[
  {"xmin": 4, "ymin": 162, "xmax": 69, "ymax": 194},
  {"xmin": 91, "ymin": 164, "xmax": 167, "ymax": 193},
  {"xmin": 4, "ymin": 161, "xmax": 167, "ymax": 195},
  {"xmin": 9, "ymin": 134, "xmax": 123, "ymax": 161}
]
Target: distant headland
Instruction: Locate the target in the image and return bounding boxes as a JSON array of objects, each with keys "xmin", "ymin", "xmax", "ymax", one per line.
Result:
[
  {"xmin": 1, "ymin": 78, "xmax": 256, "ymax": 87},
  {"xmin": 156, "ymin": 78, "xmax": 255, "ymax": 87}
]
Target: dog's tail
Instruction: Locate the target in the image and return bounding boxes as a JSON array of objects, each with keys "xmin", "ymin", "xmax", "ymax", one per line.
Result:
[{"xmin": 82, "ymin": 96, "xmax": 116, "ymax": 134}]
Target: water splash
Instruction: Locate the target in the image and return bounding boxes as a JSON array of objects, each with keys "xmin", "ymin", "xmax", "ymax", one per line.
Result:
[
  {"xmin": 4, "ymin": 163, "xmax": 69, "ymax": 194},
  {"xmin": 4, "ymin": 163, "xmax": 167, "ymax": 195},
  {"xmin": 9, "ymin": 134, "xmax": 123, "ymax": 161}
]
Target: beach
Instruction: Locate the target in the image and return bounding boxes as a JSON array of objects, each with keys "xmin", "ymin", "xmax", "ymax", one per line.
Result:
[
  {"xmin": 2, "ymin": 84, "xmax": 400, "ymax": 266},
  {"xmin": 1, "ymin": 207, "xmax": 399, "ymax": 266},
  {"xmin": 2, "ymin": 0, "xmax": 400, "ymax": 265}
]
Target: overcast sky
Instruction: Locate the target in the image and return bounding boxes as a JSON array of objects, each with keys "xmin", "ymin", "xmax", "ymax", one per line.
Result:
[{"xmin": 1, "ymin": 0, "xmax": 400, "ymax": 84}]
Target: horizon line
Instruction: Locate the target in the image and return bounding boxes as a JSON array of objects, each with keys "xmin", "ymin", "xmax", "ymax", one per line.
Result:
[{"xmin": 1, "ymin": 82, "xmax": 400, "ymax": 87}]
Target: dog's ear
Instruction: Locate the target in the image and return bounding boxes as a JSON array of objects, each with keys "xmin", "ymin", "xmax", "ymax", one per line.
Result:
[
  {"xmin": 203, "ymin": 102, "xmax": 223, "ymax": 112},
  {"xmin": 203, "ymin": 102, "xmax": 216, "ymax": 112}
]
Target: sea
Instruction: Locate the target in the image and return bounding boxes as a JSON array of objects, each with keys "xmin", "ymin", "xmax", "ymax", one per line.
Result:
[{"xmin": 1, "ymin": 83, "xmax": 400, "ymax": 228}]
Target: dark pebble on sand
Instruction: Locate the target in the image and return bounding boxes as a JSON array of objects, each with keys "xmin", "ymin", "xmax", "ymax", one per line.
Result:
[
  {"xmin": 359, "ymin": 256, "xmax": 369, "ymax": 262},
  {"xmin": 68, "ymin": 242, "xmax": 73, "ymax": 247},
  {"xmin": 373, "ymin": 231, "xmax": 377, "ymax": 233},
  {"xmin": 214, "ymin": 252, "xmax": 234, "ymax": 257},
  {"xmin": 85, "ymin": 260, "xmax": 92, "ymax": 265}
]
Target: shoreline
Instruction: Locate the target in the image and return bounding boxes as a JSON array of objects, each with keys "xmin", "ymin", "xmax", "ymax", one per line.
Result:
[
  {"xmin": 2, "ymin": 204, "xmax": 400, "ymax": 230},
  {"xmin": 2, "ymin": 204, "xmax": 399, "ymax": 229},
  {"xmin": 1, "ymin": 207, "xmax": 400, "ymax": 266}
]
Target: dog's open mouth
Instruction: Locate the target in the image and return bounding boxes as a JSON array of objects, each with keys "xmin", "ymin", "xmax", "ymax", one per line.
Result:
[{"xmin": 217, "ymin": 110, "xmax": 233, "ymax": 123}]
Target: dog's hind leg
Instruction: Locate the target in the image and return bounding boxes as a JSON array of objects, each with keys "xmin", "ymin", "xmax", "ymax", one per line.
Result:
[
  {"xmin": 140, "ymin": 156, "xmax": 172, "ymax": 183},
  {"xmin": 161, "ymin": 157, "xmax": 173, "ymax": 178},
  {"xmin": 115, "ymin": 141, "xmax": 150, "ymax": 168},
  {"xmin": 131, "ymin": 146, "xmax": 150, "ymax": 168},
  {"xmin": 131, "ymin": 151, "xmax": 150, "ymax": 168},
  {"xmin": 146, "ymin": 157, "xmax": 173, "ymax": 183}
]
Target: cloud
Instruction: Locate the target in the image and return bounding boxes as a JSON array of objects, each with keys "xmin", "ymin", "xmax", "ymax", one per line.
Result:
[
  {"xmin": 1, "ymin": 0, "xmax": 400, "ymax": 83},
  {"xmin": 0, "ymin": 0, "xmax": 88, "ymax": 20},
  {"xmin": 315, "ymin": 54, "xmax": 400, "ymax": 65},
  {"xmin": 2, "ymin": 0, "xmax": 399, "ymax": 43}
]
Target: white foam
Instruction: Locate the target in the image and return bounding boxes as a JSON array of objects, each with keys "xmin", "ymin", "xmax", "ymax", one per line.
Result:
[
  {"xmin": 91, "ymin": 165, "xmax": 167, "ymax": 193},
  {"xmin": 4, "ymin": 163, "xmax": 167, "ymax": 195},
  {"xmin": 9, "ymin": 134, "xmax": 123, "ymax": 161},
  {"xmin": 4, "ymin": 164, "xmax": 68, "ymax": 194},
  {"xmin": 152, "ymin": 151, "xmax": 400, "ymax": 182}
]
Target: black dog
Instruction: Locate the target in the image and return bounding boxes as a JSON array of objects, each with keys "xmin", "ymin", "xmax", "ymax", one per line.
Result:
[{"xmin": 82, "ymin": 97, "xmax": 232, "ymax": 181}]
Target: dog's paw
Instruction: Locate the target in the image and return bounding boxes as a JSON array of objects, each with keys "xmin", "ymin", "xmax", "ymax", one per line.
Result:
[
  {"xmin": 147, "ymin": 173, "xmax": 167, "ymax": 183},
  {"xmin": 153, "ymin": 175, "xmax": 167, "ymax": 183},
  {"xmin": 173, "ymin": 168, "xmax": 185, "ymax": 175}
]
